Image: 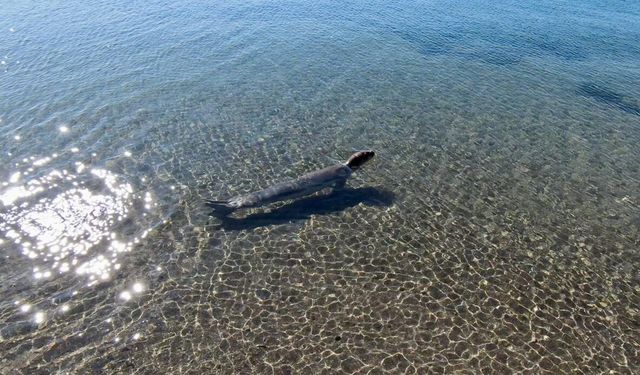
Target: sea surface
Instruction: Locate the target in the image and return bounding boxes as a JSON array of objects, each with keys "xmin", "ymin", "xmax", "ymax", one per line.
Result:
[{"xmin": 1, "ymin": 0, "xmax": 639, "ymax": 373}]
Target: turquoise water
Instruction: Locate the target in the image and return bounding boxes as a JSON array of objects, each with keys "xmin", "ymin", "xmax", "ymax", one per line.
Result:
[{"xmin": 1, "ymin": 0, "xmax": 639, "ymax": 373}]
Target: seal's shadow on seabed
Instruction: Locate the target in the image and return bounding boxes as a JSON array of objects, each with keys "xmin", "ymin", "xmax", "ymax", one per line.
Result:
[{"xmin": 208, "ymin": 187, "xmax": 395, "ymax": 231}]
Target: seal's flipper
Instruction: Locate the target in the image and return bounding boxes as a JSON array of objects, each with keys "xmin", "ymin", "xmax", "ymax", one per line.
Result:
[{"xmin": 205, "ymin": 199, "xmax": 235, "ymax": 216}]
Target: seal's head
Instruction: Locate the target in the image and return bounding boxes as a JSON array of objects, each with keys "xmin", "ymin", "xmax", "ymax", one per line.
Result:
[{"xmin": 345, "ymin": 150, "xmax": 375, "ymax": 171}]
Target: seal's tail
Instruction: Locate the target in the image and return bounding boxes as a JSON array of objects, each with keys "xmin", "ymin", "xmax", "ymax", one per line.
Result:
[{"xmin": 205, "ymin": 199, "xmax": 235, "ymax": 216}]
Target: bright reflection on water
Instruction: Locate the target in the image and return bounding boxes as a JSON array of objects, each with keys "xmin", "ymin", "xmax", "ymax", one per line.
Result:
[{"xmin": 0, "ymin": 151, "xmax": 154, "ymax": 286}]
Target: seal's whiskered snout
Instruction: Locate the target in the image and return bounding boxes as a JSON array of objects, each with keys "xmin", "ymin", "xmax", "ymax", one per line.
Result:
[{"xmin": 345, "ymin": 150, "xmax": 375, "ymax": 170}]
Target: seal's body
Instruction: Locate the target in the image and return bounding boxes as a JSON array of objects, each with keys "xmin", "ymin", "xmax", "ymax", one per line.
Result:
[{"xmin": 206, "ymin": 150, "xmax": 374, "ymax": 214}]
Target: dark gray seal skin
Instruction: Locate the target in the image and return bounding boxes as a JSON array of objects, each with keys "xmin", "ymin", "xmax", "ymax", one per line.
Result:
[{"xmin": 206, "ymin": 150, "xmax": 375, "ymax": 215}]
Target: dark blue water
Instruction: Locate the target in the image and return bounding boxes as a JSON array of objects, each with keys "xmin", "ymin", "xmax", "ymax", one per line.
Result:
[{"xmin": 1, "ymin": 1, "xmax": 639, "ymax": 373}]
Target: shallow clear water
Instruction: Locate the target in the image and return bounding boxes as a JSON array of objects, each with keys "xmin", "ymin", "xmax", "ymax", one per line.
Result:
[{"xmin": 1, "ymin": 0, "xmax": 639, "ymax": 373}]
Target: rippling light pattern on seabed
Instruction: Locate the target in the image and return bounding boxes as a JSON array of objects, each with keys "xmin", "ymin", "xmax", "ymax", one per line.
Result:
[{"xmin": 0, "ymin": 157, "xmax": 149, "ymax": 285}]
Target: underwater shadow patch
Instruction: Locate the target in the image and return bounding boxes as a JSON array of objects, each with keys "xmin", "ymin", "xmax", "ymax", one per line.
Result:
[
  {"xmin": 393, "ymin": 28, "xmax": 461, "ymax": 57},
  {"xmin": 210, "ymin": 187, "xmax": 395, "ymax": 231},
  {"xmin": 531, "ymin": 37, "xmax": 588, "ymax": 62},
  {"xmin": 577, "ymin": 83, "xmax": 640, "ymax": 116},
  {"xmin": 465, "ymin": 49, "xmax": 522, "ymax": 66}
]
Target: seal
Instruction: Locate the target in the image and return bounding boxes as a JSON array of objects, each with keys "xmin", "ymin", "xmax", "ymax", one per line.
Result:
[{"xmin": 206, "ymin": 150, "xmax": 375, "ymax": 215}]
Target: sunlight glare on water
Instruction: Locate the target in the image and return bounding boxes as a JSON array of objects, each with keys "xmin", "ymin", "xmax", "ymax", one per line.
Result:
[{"xmin": 0, "ymin": 150, "xmax": 155, "ymax": 286}]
